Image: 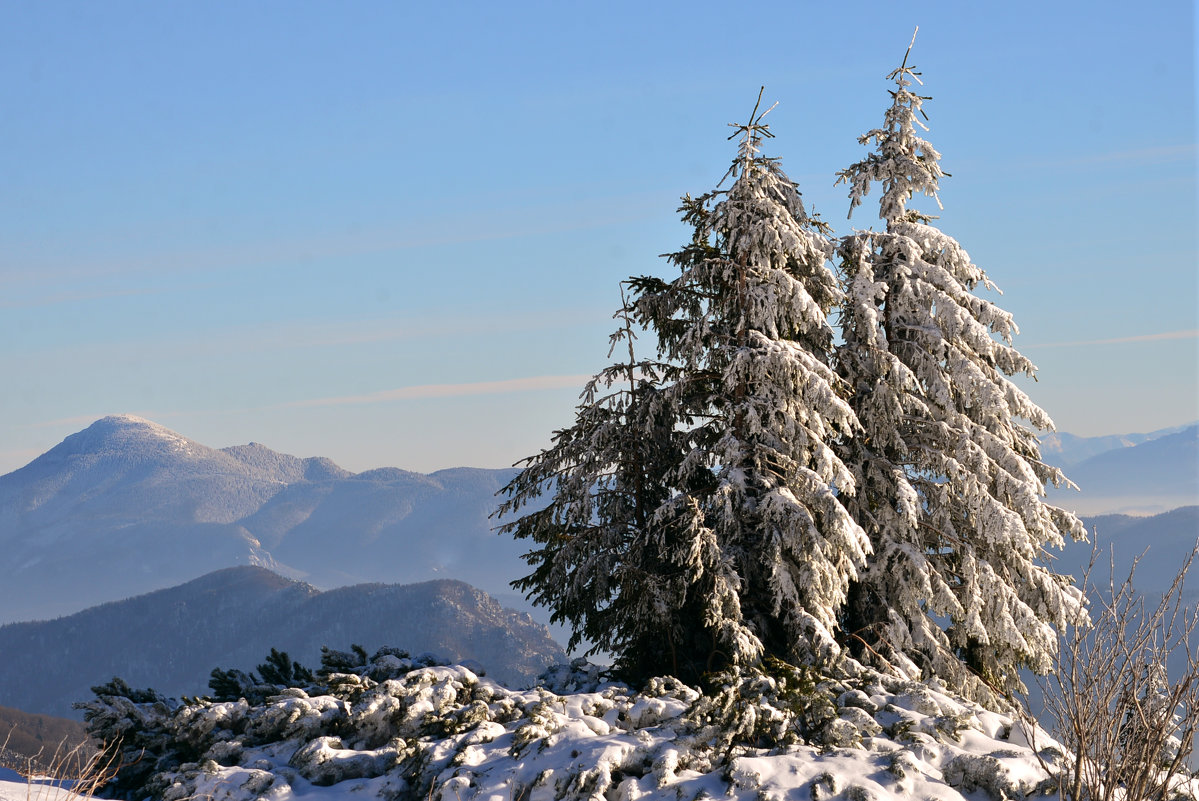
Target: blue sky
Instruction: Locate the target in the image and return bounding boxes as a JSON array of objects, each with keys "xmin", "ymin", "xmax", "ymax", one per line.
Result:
[{"xmin": 1, "ymin": 0, "xmax": 1195, "ymax": 475}]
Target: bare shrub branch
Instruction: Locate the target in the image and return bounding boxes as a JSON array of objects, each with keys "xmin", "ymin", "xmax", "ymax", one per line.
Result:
[{"xmin": 1040, "ymin": 540, "xmax": 1199, "ymax": 801}]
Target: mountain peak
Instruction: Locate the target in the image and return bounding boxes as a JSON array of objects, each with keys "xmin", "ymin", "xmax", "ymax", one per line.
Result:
[
  {"xmin": 89, "ymin": 414, "xmax": 170, "ymax": 431},
  {"xmin": 47, "ymin": 415, "xmax": 200, "ymax": 461}
]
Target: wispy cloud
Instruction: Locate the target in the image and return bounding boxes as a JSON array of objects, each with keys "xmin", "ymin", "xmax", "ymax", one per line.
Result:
[
  {"xmin": 31, "ymin": 413, "xmax": 118, "ymax": 429},
  {"xmin": 0, "ymin": 286, "xmax": 168, "ymax": 310},
  {"xmin": 1068, "ymin": 143, "xmax": 1196, "ymax": 166},
  {"xmin": 1024, "ymin": 329, "xmax": 1199, "ymax": 349},
  {"xmin": 287, "ymin": 308, "xmax": 606, "ymax": 349},
  {"xmin": 0, "ymin": 188, "xmax": 671, "ymax": 296},
  {"xmin": 979, "ymin": 143, "xmax": 1197, "ymax": 177},
  {"xmin": 285, "ymin": 374, "xmax": 592, "ymax": 408}
]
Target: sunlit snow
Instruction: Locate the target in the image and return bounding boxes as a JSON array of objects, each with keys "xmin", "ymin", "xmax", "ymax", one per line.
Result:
[{"xmin": 70, "ymin": 655, "xmax": 1156, "ymax": 801}]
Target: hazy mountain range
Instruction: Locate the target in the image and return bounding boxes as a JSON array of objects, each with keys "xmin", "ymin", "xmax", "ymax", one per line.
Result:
[
  {"xmin": 0, "ymin": 415, "xmax": 1194, "ymax": 628},
  {"xmin": 1061, "ymin": 505, "xmax": 1199, "ymax": 603},
  {"xmin": 0, "ymin": 414, "xmax": 1194, "ymax": 740},
  {"xmin": 1040, "ymin": 422, "xmax": 1196, "ymax": 468},
  {"xmin": 0, "ymin": 566, "xmax": 565, "ymax": 719},
  {"xmin": 1047, "ymin": 425, "xmax": 1198, "ymax": 515},
  {"xmin": 0, "ymin": 415, "xmax": 532, "ymax": 625}
]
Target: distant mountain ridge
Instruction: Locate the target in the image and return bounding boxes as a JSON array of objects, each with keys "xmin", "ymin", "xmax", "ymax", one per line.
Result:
[
  {"xmin": 0, "ymin": 566, "xmax": 566, "ymax": 719},
  {"xmin": 0, "ymin": 704, "xmax": 90, "ymax": 769},
  {"xmin": 1040, "ymin": 421, "xmax": 1196, "ymax": 468},
  {"xmin": 0, "ymin": 415, "xmax": 532, "ymax": 625},
  {"xmin": 1048, "ymin": 425, "xmax": 1198, "ymax": 515},
  {"xmin": 1074, "ymin": 506, "xmax": 1199, "ymax": 602}
]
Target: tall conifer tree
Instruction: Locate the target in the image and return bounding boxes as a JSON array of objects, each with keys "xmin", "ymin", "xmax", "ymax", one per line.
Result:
[
  {"xmin": 499, "ymin": 95, "xmax": 869, "ymax": 684},
  {"xmin": 833, "ymin": 41, "xmax": 1087, "ymax": 701}
]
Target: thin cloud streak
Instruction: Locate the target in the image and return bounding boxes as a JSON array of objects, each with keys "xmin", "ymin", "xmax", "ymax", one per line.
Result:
[
  {"xmin": 286, "ymin": 375, "xmax": 592, "ymax": 408},
  {"xmin": 0, "ymin": 190, "xmax": 670, "ymax": 293},
  {"xmin": 1071, "ymin": 143, "xmax": 1196, "ymax": 165},
  {"xmin": 1024, "ymin": 330, "xmax": 1198, "ymax": 349},
  {"xmin": 303, "ymin": 308, "xmax": 607, "ymax": 349},
  {"xmin": 1015, "ymin": 143, "xmax": 1197, "ymax": 173},
  {"xmin": 32, "ymin": 413, "xmax": 123, "ymax": 429},
  {"xmin": 0, "ymin": 286, "xmax": 168, "ymax": 310}
]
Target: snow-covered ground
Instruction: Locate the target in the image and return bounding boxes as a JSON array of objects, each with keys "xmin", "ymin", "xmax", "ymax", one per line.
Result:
[
  {"xmin": 76, "ymin": 655, "xmax": 1093, "ymax": 801},
  {"xmin": 0, "ymin": 768, "xmax": 24, "ymax": 801},
  {"xmin": 23, "ymin": 642, "xmax": 1199, "ymax": 801},
  {"xmin": 0, "ymin": 766, "xmax": 80, "ymax": 801}
]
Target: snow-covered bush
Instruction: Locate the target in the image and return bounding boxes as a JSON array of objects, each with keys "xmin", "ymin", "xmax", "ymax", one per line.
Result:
[
  {"xmin": 684, "ymin": 658, "xmax": 840, "ymax": 753},
  {"xmin": 76, "ymin": 678, "xmax": 185, "ymax": 798},
  {"xmin": 75, "ymin": 647, "xmax": 450, "ymax": 798},
  {"xmin": 81, "ymin": 653, "xmax": 1099, "ymax": 801}
]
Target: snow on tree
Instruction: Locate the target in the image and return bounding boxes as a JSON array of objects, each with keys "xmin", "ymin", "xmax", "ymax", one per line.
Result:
[
  {"xmin": 832, "ymin": 37, "xmax": 1087, "ymax": 703},
  {"xmin": 498, "ymin": 92, "xmax": 869, "ymax": 684}
]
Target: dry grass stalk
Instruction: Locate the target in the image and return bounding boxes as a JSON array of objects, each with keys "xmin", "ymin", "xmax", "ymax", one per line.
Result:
[
  {"xmin": 1039, "ymin": 542, "xmax": 1199, "ymax": 801},
  {"xmin": 1, "ymin": 730, "xmax": 117, "ymax": 801}
]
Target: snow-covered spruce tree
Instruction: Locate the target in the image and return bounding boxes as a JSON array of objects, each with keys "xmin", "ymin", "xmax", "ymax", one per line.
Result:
[
  {"xmin": 499, "ymin": 94, "xmax": 869, "ymax": 685},
  {"xmin": 832, "ymin": 46, "xmax": 1086, "ymax": 703}
]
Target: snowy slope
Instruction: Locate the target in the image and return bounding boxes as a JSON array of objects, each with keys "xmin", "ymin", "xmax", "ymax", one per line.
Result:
[
  {"xmin": 0, "ymin": 769, "xmax": 36, "ymax": 801},
  {"xmin": 0, "ymin": 766, "xmax": 87, "ymax": 801}
]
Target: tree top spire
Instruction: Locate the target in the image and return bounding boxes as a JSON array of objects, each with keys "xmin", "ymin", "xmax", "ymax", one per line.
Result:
[
  {"xmin": 722, "ymin": 86, "xmax": 779, "ymax": 185},
  {"xmin": 891, "ymin": 26, "xmax": 921, "ymax": 84},
  {"xmin": 887, "ymin": 27, "xmax": 930, "ymax": 122},
  {"xmin": 727, "ymin": 86, "xmax": 777, "ymax": 142}
]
